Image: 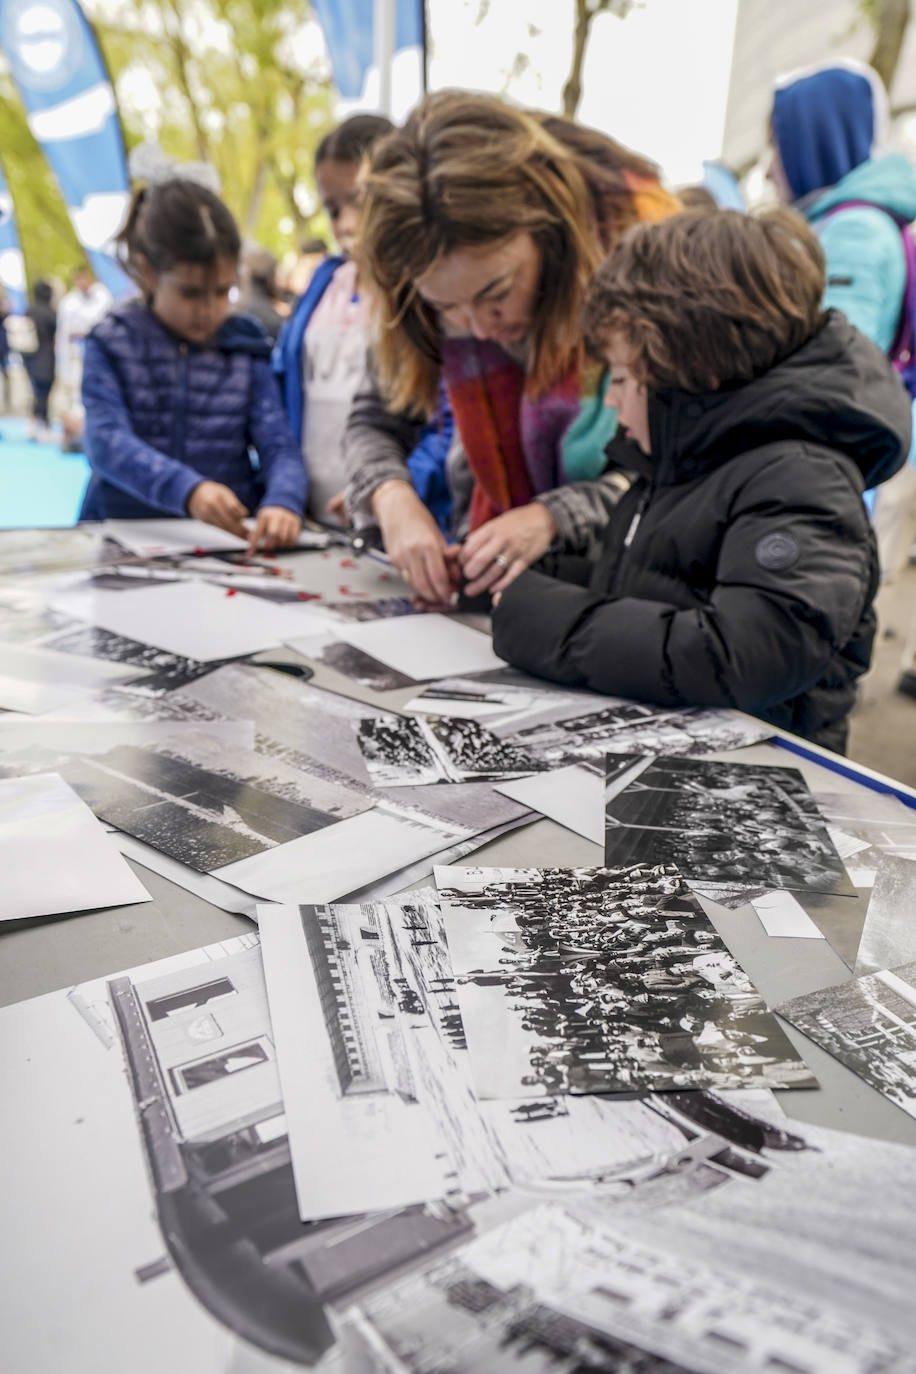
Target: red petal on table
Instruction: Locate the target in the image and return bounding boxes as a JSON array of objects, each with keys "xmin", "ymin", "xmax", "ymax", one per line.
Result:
[
  {"xmin": 193, "ymin": 547, "xmax": 206, "ymax": 556},
  {"xmin": 297, "ymin": 591, "xmax": 322, "ymax": 600},
  {"xmin": 338, "ymin": 585, "xmax": 350, "ymax": 595},
  {"xmin": 225, "ymin": 588, "xmax": 237, "ymax": 597},
  {"xmin": 340, "ymin": 558, "xmax": 356, "ymax": 568},
  {"xmin": 379, "ymin": 572, "xmax": 391, "ymax": 581}
]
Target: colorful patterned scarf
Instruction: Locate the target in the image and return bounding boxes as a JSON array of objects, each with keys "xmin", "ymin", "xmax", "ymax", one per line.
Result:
[{"xmin": 441, "ymin": 174, "xmax": 680, "ymax": 530}]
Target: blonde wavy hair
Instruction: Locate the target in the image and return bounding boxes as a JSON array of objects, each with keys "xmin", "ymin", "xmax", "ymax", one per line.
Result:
[{"xmin": 357, "ymin": 90, "xmax": 662, "ymax": 415}]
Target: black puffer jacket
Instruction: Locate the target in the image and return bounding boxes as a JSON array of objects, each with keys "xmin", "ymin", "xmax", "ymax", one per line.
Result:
[{"xmin": 491, "ymin": 312, "xmax": 911, "ymax": 752}]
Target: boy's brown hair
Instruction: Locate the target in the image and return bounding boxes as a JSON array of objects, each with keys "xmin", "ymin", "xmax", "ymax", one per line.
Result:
[{"xmin": 583, "ymin": 207, "xmax": 827, "ymax": 392}]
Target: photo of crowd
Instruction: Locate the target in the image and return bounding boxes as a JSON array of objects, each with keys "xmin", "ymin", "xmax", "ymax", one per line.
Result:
[
  {"xmin": 437, "ymin": 865, "xmax": 814, "ymax": 1099},
  {"xmin": 604, "ymin": 756, "xmax": 854, "ymax": 896}
]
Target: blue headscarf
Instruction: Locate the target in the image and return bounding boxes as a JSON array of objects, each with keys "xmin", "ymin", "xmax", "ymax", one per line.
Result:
[{"xmin": 771, "ymin": 64, "xmax": 883, "ymax": 200}]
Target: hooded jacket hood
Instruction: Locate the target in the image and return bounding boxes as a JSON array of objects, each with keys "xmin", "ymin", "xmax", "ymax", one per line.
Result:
[
  {"xmin": 771, "ymin": 61, "xmax": 889, "ymax": 200},
  {"xmin": 647, "ymin": 310, "xmax": 910, "ymax": 490}
]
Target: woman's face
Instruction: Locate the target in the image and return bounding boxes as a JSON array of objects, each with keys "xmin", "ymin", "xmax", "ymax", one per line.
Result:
[
  {"xmin": 316, "ymin": 158, "xmax": 362, "ymax": 257},
  {"xmin": 604, "ymin": 335, "xmax": 651, "ymax": 454},
  {"xmin": 416, "ymin": 233, "xmax": 542, "ymax": 346}
]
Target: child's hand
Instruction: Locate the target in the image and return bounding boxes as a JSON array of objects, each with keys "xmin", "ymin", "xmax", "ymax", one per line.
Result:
[
  {"xmin": 187, "ymin": 481, "xmax": 249, "ymax": 539},
  {"xmin": 248, "ymin": 506, "xmax": 302, "ymax": 554},
  {"xmin": 325, "ymin": 490, "xmax": 351, "ymax": 526}
]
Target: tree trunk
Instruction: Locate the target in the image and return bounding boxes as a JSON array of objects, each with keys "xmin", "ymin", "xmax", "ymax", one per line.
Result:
[
  {"xmin": 868, "ymin": 0, "xmax": 911, "ymax": 94},
  {"xmin": 562, "ymin": 0, "xmax": 592, "ymax": 118}
]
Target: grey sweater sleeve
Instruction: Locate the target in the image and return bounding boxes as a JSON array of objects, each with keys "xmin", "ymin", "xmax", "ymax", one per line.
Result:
[
  {"xmin": 535, "ymin": 468, "xmax": 632, "ymax": 557},
  {"xmin": 342, "ymin": 351, "xmax": 424, "ymax": 527}
]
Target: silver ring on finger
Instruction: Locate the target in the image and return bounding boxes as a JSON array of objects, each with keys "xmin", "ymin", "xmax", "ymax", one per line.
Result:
[{"xmin": 494, "ymin": 552, "xmax": 509, "ymax": 569}]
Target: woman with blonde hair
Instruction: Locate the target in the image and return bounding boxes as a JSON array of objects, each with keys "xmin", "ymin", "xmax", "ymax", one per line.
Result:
[{"xmin": 344, "ymin": 90, "xmax": 679, "ymax": 605}]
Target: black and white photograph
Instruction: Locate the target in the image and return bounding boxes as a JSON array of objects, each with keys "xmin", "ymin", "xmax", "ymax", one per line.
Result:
[
  {"xmin": 348, "ymin": 1194, "xmax": 913, "ymax": 1374},
  {"xmin": 435, "ymin": 864, "xmax": 814, "ymax": 1099},
  {"xmin": 0, "ymin": 935, "xmax": 476, "ymax": 1370},
  {"xmin": 499, "ymin": 699, "xmax": 771, "ymax": 766},
  {"xmin": 176, "ymin": 663, "xmax": 532, "ymax": 851},
  {"xmin": 38, "ymin": 622, "xmax": 236, "ymax": 693},
  {"xmin": 323, "ymin": 594, "xmax": 421, "ymax": 622},
  {"xmin": 855, "ymin": 855, "xmax": 916, "ymax": 974},
  {"xmin": 604, "ymin": 756, "xmax": 855, "ymax": 896},
  {"xmin": 289, "ymin": 632, "xmax": 419, "ymax": 691},
  {"xmin": 0, "ymin": 525, "xmax": 107, "ymax": 577},
  {"xmin": 815, "ymin": 790, "xmax": 916, "ymax": 889},
  {"xmin": 46, "ymin": 727, "xmax": 371, "ymax": 872},
  {"xmin": 778, "ymin": 960, "xmax": 916, "ymax": 1120},
  {"xmin": 357, "ymin": 712, "xmax": 541, "ymax": 786},
  {"xmin": 259, "ymin": 897, "xmax": 501, "ymax": 1220}
]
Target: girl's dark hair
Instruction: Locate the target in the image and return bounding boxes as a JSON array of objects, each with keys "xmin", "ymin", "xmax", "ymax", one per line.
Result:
[
  {"xmin": 315, "ymin": 113, "xmax": 395, "ymax": 169},
  {"xmin": 32, "ymin": 279, "xmax": 53, "ymax": 305},
  {"xmin": 583, "ymin": 208, "xmax": 827, "ymax": 392},
  {"xmin": 117, "ymin": 178, "xmax": 241, "ymax": 288}
]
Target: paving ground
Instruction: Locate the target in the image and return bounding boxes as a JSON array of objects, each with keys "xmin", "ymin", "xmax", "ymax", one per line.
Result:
[{"xmin": 849, "ymin": 560, "xmax": 916, "ymax": 787}]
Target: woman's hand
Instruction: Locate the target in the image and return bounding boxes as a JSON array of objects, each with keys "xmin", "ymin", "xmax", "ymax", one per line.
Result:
[
  {"xmin": 372, "ymin": 479, "xmax": 459, "ymax": 605},
  {"xmin": 247, "ymin": 505, "xmax": 303, "ymax": 554},
  {"xmin": 459, "ymin": 503, "xmax": 557, "ymax": 597},
  {"xmin": 187, "ymin": 480, "xmax": 249, "ymax": 539}
]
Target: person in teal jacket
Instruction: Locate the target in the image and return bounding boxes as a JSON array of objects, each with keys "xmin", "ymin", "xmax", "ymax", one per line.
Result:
[{"xmin": 769, "ymin": 59, "xmax": 916, "ymax": 698}]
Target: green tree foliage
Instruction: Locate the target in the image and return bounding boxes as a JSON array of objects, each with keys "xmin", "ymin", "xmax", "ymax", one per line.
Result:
[
  {"xmin": 0, "ymin": 82, "xmax": 86, "ymax": 289},
  {"xmin": 1, "ymin": 0, "xmax": 336, "ymax": 286}
]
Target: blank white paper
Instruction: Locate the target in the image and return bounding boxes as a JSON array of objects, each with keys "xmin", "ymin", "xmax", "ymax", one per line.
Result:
[
  {"xmin": 212, "ymin": 809, "xmax": 455, "ymax": 904},
  {"xmin": 751, "ymin": 890, "xmax": 824, "ymax": 939},
  {"xmin": 103, "ymin": 518, "xmax": 333, "ymax": 557},
  {"xmin": 334, "ymin": 614, "xmax": 505, "ymax": 681},
  {"xmin": 49, "ymin": 579, "xmax": 332, "ymax": 662},
  {"xmin": 102, "ymin": 518, "xmax": 250, "ymax": 556},
  {"xmin": 495, "ymin": 764, "xmax": 604, "ymax": 844},
  {"xmin": 0, "ymin": 772, "xmax": 151, "ymax": 921}
]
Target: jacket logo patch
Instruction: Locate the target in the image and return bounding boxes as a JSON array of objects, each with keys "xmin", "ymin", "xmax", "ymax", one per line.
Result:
[{"xmin": 755, "ymin": 531, "xmax": 799, "ymax": 571}]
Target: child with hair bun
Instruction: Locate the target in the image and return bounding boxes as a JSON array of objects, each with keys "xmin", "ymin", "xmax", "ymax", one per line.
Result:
[
  {"xmin": 492, "ymin": 208, "xmax": 911, "ymax": 752},
  {"xmin": 80, "ymin": 176, "xmax": 305, "ymax": 552}
]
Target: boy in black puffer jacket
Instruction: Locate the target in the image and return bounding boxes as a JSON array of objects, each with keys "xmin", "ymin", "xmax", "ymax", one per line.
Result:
[{"xmin": 491, "ymin": 208, "xmax": 911, "ymax": 753}]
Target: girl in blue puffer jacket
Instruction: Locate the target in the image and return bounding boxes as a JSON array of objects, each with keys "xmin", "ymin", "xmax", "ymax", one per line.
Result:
[{"xmin": 80, "ymin": 178, "xmax": 306, "ymax": 552}]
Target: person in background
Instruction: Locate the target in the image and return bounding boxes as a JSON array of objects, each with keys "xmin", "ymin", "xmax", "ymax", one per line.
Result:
[
  {"xmin": 491, "ymin": 209, "xmax": 910, "ymax": 754},
  {"xmin": 24, "ymin": 279, "xmax": 56, "ymax": 442},
  {"xmin": 274, "ymin": 113, "xmax": 453, "ymax": 531},
  {"xmin": 56, "ymin": 265, "xmax": 112, "ymax": 452},
  {"xmin": 80, "ymin": 176, "xmax": 304, "ymax": 552},
  {"xmin": 238, "ymin": 245, "xmax": 285, "ymax": 343},
  {"xmin": 284, "ymin": 235, "xmax": 329, "ymax": 299},
  {"xmin": 768, "ymin": 59, "xmax": 916, "ymax": 698},
  {"xmin": 345, "ymin": 90, "xmax": 680, "ymax": 607},
  {"xmin": 0, "ymin": 284, "xmax": 10, "ymax": 416}
]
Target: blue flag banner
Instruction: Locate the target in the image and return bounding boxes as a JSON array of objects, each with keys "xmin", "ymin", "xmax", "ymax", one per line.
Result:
[
  {"xmin": 0, "ymin": 158, "xmax": 27, "ymax": 313},
  {"xmin": 311, "ymin": 0, "xmax": 425, "ymax": 117},
  {"xmin": 0, "ymin": 0, "xmax": 132, "ymax": 296}
]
